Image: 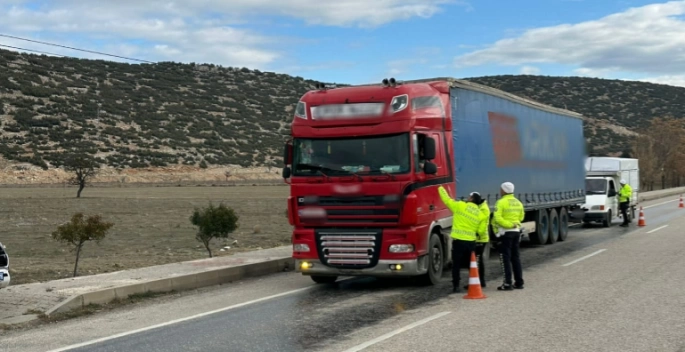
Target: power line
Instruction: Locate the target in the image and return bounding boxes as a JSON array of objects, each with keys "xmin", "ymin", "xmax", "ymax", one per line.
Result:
[
  {"xmin": 0, "ymin": 43, "xmax": 67, "ymax": 57},
  {"xmin": 0, "ymin": 33, "xmax": 155, "ymax": 63}
]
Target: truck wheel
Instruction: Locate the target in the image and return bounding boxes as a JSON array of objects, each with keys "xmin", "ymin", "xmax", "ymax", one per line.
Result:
[
  {"xmin": 530, "ymin": 209, "xmax": 549, "ymax": 245},
  {"xmin": 419, "ymin": 233, "xmax": 444, "ymax": 286},
  {"xmin": 602, "ymin": 210, "xmax": 612, "ymax": 228},
  {"xmin": 558, "ymin": 207, "xmax": 569, "ymax": 242},
  {"xmin": 547, "ymin": 208, "xmax": 559, "ymax": 244},
  {"xmin": 310, "ymin": 275, "xmax": 338, "ymax": 284}
]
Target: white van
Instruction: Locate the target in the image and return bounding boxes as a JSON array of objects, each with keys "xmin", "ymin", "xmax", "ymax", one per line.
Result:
[
  {"xmin": 582, "ymin": 157, "xmax": 639, "ymax": 227},
  {"xmin": 0, "ymin": 242, "xmax": 9, "ymax": 289}
]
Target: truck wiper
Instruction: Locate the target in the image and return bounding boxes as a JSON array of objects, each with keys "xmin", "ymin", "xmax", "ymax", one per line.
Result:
[
  {"xmin": 344, "ymin": 170, "xmax": 364, "ymax": 182},
  {"xmin": 296, "ymin": 163, "xmax": 332, "ymax": 181},
  {"xmin": 370, "ymin": 169, "xmax": 396, "ymax": 181}
]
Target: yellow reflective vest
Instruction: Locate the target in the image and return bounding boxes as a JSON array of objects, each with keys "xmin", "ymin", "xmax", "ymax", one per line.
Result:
[
  {"xmin": 438, "ymin": 186, "xmax": 486, "ymax": 241},
  {"xmin": 477, "ymin": 200, "xmax": 490, "ymax": 243},
  {"xmin": 619, "ymin": 184, "xmax": 632, "ymax": 203},
  {"xmin": 492, "ymin": 194, "xmax": 525, "ymax": 233}
]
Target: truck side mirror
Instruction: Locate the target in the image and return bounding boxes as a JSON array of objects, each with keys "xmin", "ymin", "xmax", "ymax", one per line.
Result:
[
  {"xmin": 608, "ymin": 189, "xmax": 617, "ymax": 197},
  {"xmin": 283, "ymin": 143, "xmax": 293, "ymax": 165},
  {"xmin": 422, "ymin": 137, "xmax": 436, "ymax": 160},
  {"xmin": 282, "ymin": 166, "xmax": 292, "ymax": 179},
  {"xmin": 424, "ymin": 161, "xmax": 437, "ymax": 175}
]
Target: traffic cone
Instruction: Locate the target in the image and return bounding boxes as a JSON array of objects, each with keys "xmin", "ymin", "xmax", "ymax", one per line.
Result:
[
  {"xmin": 463, "ymin": 252, "xmax": 486, "ymax": 300},
  {"xmin": 637, "ymin": 206, "xmax": 646, "ymax": 227},
  {"xmin": 679, "ymin": 195, "xmax": 684, "ymax": 208}
]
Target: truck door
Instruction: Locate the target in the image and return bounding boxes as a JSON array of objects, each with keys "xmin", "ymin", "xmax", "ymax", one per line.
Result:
[{"xmin": 608, "ymin": 179, "xmax": 618, "ymax": 218}]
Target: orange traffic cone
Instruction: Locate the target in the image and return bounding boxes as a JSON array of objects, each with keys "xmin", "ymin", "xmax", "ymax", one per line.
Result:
[
  {"xmin": 463, "ymin": 252, "xmax": 486, "ymax": 300},
  {"xmin": 679, "ymin": 195, "xmax": 684, "ymax": 208},
  {"xmin": 637, "ymin": 206, "xmax": 646, "ymax": 227}
]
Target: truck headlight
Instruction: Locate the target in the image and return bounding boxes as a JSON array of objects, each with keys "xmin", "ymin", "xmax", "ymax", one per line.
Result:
[
  {"xmin": 390, "ymin": 94, "xmax": 408, "ymax": 113},
  {"xmin": 389, "ymin": 244, "xmax": 414, "ymax": 253},
  {"xmin": 293, "ymin": 244, "xmax": 310, "ymax": 252}
]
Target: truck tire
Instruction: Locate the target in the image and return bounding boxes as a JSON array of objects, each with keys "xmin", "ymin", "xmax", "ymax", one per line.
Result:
[
  {"xmin": 602, "ymin": 210, "xmax": 612, "ymax": 228},
  {"xmin": 547, "ymin": 208, "xmax": 559, "ymax": 244},
  {"xmin": 530, "ymin": 209, "xmax": 549, "ymax": 245},
  {"xmin": 558, "ymin": 207, "xmax": 569, "ymax": 241},
  {"xmin": 419, "ymin": 232, "xmax": 444, "ymax": 286},
  {"xmin": 310, "ymin": 275, "xmax": 338, "ymax": 284}
]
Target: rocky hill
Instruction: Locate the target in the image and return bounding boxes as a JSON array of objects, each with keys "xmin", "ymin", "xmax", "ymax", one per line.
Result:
[
  {"xmin": 3, "ymin": 48, "xmax": 685, "ymax": 178},
  {"xmin": 0, "ymin": 48, "xmax": 322, "ymax": 172}
]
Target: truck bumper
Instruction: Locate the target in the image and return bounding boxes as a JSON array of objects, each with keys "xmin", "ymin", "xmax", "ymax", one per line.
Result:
[
  {"xmin": 294, "ymin": 258, "xmax": 426, "ymax": 277},
  {"xmin": 583, "ymin": 211, "xmax": 608, "ymax": 221}
]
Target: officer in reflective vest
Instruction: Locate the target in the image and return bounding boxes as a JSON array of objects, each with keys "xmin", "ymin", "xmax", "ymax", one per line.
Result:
[
  {"xmin": 462, "ymin": 192, "xmax": 489, "ymax": 290},
  {"xmin": 438, "ymin": 186, "xmax": 487, "ymax": 293},
  {"xmin": 492, "ymin": 182, "xmax": 525, "ymax": 291},
  {"xmin": 619, "ymin": 179, "xmax": 633, "ymax": 227}
]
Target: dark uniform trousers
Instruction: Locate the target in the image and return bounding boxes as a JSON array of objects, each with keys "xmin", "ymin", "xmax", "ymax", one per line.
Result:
[
  {"xmin": 451, "ymin": 238, "xmax": 476, "ymax": 288},
  {"xmin": 496, "ymin": 231, "xmax": 524, "ymax": 287}
]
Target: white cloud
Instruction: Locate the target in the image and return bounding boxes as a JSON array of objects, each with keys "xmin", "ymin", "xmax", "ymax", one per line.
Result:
[
  {"xmin": 520, "ymin": 65, "xmax": 540, "ymax": 74},
  {"xmin": 0, "ymin": 0, "xmax": 463, "ymax": 69},
  {"xmin": 387, "ymin": 59, "xmax": 425, "ymax": 76},
  {"xmin": 454, "ymin": 1, "xmax": 685, "ymax": 78},
  {"xmin": 634, "ymin": 75, "xmax": 685, "ymax": 87}
]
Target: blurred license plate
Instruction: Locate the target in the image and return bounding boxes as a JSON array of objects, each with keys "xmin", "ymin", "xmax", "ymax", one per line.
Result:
[{"xmin": 311, "ymin": 103, "xmax": 384, "ymax": 119}]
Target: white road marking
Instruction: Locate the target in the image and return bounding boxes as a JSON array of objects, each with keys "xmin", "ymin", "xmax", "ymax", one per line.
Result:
[
  {"xmin": 45, "ymin": 286, "xmax": 315, "ymax": 352},
  {"xmin": 569, "ymin": 223, "xmax": 581, "ymax": 227},
  {"xmin": 643, "ymin": 199, "xmax": 679, "ymax": 209},
  {"xmin": 562, "ymin": 249, "xmax": 607, "ymax": 267},
  {"xmin": 646, "ymin": 225, "xmax": 669, "ymax": 234},
  {"xmin": 341, "ymin": 311, "xmax": 452, "ymax": 352}
]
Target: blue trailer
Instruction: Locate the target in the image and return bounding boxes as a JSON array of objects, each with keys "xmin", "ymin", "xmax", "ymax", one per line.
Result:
[
  {"xmin": 409, "ymin": 77, "xmax": 587, "ymax": 253},
  {"xmin": 454, "ymin": 80, "xmax": 586, "ymax": 248}
]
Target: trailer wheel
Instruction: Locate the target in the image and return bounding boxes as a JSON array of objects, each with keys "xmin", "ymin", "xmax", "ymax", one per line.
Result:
[
  {"xmin": 547, "ymin": 208, "xmax": 559, "ymax": 244},
  {"xmin": 558, "ymin": 207, "xmax": 569, "ymax": 242},
  {"xmin": 530, "ymin": 209, "xmax": 549, "ymax": 245},
  {"xmin": 310, "ymin": 275, "xmax": 338, "ymax": 284},
  {"xmin": 419, "ymin": 233, "xmax": 444, "ymax": 286}
]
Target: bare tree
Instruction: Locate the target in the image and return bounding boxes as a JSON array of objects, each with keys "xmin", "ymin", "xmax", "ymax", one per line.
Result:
[
  {"xmin": 52, "ymin": 213, "xmax": 114, "ymax": 277},
  {"xmin": 632, "ymin": 117, "xmax": 685, "ymax": 190},
  {"xmin": 64, "ymin": 155, "xmax": 98, "ymax": 198}
]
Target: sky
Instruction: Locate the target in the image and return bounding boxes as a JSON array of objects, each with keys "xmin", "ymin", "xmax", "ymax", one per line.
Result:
[{"xmin": 2, "ymin": 0, "xmax": 685, "ymax": 87}]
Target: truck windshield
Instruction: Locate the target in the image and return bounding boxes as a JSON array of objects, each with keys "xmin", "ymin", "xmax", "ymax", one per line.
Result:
[
  {"xmin": 292, "ymin": 133, "xmax": 410, "ymax": 176},
  {"xmin": 585, "ymin": 179, "xmax": 607, "ymax": 195}
]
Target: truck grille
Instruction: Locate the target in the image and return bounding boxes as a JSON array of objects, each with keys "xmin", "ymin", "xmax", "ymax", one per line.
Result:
[
  {"xmin": 315, "ymin": 229, "xmax": 382, "ymax": 269},
  {"xmin": 307, "ymin": 196, "xmax": 400, "ymax": 225}
]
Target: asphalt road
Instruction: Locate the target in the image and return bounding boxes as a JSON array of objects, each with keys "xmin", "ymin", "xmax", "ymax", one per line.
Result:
[{"xmin": 2, "ymin": 197, "xmax": 683, "ymax": 352}]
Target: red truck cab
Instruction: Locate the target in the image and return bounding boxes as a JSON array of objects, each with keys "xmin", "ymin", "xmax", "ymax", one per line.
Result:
[{"xmin": 282, "ymin": 79, "xmax": 457, "ymax": 285}]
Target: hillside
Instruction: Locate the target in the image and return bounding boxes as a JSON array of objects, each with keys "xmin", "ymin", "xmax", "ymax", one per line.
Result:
[
  {"xmin": 0, "ymin": 48, "xmax": 320, "ymax": 171},
  {"xmin": 3, "ymin": 48, "xmax": 685, "ymax": 175}
]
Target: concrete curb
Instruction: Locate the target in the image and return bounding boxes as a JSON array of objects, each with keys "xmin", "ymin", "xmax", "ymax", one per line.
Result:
[
  {"xmin": 44, "ymin": 257, "xmax": 293, "ymax": 317},
  {"xmin": 638, "ymin": 187, "xmax": 685, "ymax": 202}
]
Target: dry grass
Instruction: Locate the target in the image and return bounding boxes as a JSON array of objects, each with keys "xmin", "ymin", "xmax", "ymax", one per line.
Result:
[{"xmin": 0, "ymin": 185, "xmax": 291, "ymax": 284}]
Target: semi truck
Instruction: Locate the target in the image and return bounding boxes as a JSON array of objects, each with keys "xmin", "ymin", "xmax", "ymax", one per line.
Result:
[
  {"xmin": 281, "ymin": 77, "xmax": 587, "ymax": 285},
  {"xmin": 582, "ymin": 157, "xmax": 639, "ymax": 227}
]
